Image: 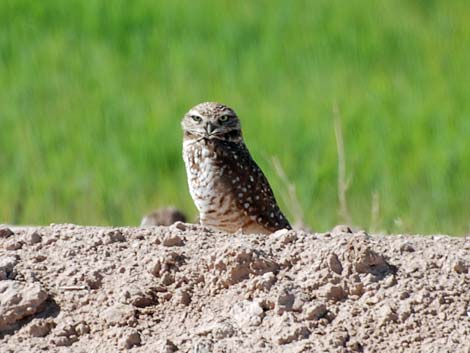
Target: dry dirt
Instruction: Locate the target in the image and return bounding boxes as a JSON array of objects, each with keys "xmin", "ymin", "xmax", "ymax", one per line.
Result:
[{"xmin": 1, "ymin": 223, "xmax": 469, "ymax": 353}]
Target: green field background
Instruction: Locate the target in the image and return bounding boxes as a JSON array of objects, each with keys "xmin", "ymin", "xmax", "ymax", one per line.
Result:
[{"xmin": 1, "ymin": 0, "xmax": 469, "ymax": 234}]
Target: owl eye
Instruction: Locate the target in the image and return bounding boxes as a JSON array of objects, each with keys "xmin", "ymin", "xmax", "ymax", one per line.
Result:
[
  {"xmin": 191, "ymin": 115, "xmax": 202, "ymax": 123},
  {"xmin": 219, "ymin": 115, "xmax": 230, "ymax": 123}
]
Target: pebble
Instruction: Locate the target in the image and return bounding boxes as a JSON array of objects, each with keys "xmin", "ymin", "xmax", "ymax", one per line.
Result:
[
  {"xmin": 26, "ymin": 231, "xmax": 42, "ymax": 245},
  {"xmin": 162, "ymin": 234, "xmax": 185, "ymax": 247},
  {"xmin": 175, "ymin": 289, "xmax": 191, "ymax": 306},
  {"xmin": 29, "ymin": 320, "xmax": 55, "ymax": 337},
  {"xmin": 121, "ymin": 330, "xmax": 141, "ymax": 349},
  {"xmin": 324, "ymin": 284, "xmax": 348, "ymax": 302},
  {"xmin": 276, "ymin": 288, "xmax": 295, "ymax": 314},
  {"xmin": 305, "ymin": 302, "xmax": 328, "ymax": 320},
  {"xmin": 0, "ymin": 256, "xmax": 18, "ymax": 280},
  {"xmin": 0, "ymin": 227, "xmax": 14, "ymax": 238},
  {"xmin": 0, "ymin": 281, "xmax": 48, "ymax": 331},
  {"xmin": 5, "ymin": 240, "xmax": 24, "ymax": 251},
  {"xmin": 328, "ymin": 253, "xmax": 343, "ymax": 274},
  {"xmin": 453, "ymin": 260, "xmax": 468, "ymax": 274},
  {"xmin": 161, "ymin": 339, "xmax": 178, "ymax": 353},
  {"xmin": 103, "ymin": 230, "xmax": 126, "ymax": 244},
  {"xmin": 231, "ymin": 300, "xmax": 264, "ymax": 327}
]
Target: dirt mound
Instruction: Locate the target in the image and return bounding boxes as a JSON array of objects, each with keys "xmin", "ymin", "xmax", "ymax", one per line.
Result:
[{"xmin": 1, "ymin": 224, "xmax": 469, "ymax": 352}]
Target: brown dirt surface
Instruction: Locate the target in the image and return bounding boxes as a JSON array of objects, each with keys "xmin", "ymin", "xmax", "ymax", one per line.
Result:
[{"xmin": 1, "ymin": 224, "xmax": 469, "ymax": 353}]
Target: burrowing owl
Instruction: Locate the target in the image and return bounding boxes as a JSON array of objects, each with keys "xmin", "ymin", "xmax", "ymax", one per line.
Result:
[{"xmin": 182, "ymin": 102, "xmax": 291, "ymax": 234}]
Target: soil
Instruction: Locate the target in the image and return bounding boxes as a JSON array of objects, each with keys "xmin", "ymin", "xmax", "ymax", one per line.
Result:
[{"xmin": 1, "ymin": 223, "xmax": 469, "ymax": 353}]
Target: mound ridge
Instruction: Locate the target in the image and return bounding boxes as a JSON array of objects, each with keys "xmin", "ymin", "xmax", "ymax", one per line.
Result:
[{"xmin": 1, "ymin": 224, "xmax": 469, "ymax": 352}]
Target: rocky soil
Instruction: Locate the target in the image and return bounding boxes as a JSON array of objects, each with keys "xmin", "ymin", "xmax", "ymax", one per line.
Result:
[{"xmin": 1, "ymin": 224, "xmax": 469, "ymax": 353}]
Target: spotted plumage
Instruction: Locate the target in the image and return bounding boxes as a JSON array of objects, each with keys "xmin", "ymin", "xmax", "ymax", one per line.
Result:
[{"xmin": 182, "ymin": 102, "xmax": 291, "ymax": 234}]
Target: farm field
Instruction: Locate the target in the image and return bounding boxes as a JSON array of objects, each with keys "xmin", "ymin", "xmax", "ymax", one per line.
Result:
[{"xmin": 0, "ymin": 0, "xmax": 469, "ymax": 234}]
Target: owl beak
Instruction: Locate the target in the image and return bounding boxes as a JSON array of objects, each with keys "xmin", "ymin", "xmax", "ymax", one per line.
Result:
[{"xmin": 206, "ymin": 123, "xmax": 216, "ymax": 136}]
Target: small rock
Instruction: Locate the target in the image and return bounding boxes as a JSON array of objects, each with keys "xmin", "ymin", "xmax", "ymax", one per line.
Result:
[
  {"xmin": 32, "ymin": 255, "xmax": 47, "ymax": 263},
  {"xmin": 175, "ymin": 289, "xmax": 191, "ymax": 306},
  {"xmin": 195, "ymin": 322, "xmax": 236, "ymax": 339},
  {"xmin": 400, "ymin": 242, "xmax": 415, "ymax": 253},
  {"xmin": 273, "ymin": 228, "xmax": 289, "ymax": 237},
  {"xmin": 0, "ymin": 255, "xmax": 18, "ymax": 280},
  {"xmin": 161, "ymin": 272, "xmax": 175, "ymax": 286},
  {"xmin": 5, "ymin": 240, "xmax": 23, "ymax": 251},
  {"xmin": 305, "ymin": 302, "xmax": 327, "ymax": 320},
  {"xmin": 348, "ymin": 340, "xmax": 364, "ymax": 352},
  {"xmin": 350, "ymin": 243, "xmax": 394, "ymax": 276},
  {"xmin": 0, "ymin": 227, "xmax": 14, "ymax": 238},
  {"xmin": 161, "ymin": 339, "xmax": 178, "ymax": 353},
  {"xmin": 276, "ymin": 288, "xmax": 295, "ymax": 314},
  {"xmin": 383, "ymin": 275, "xmax": 397, "ymax": 288},
  {"xmin": 377, "ymin": 304, "xmax": 398, "ymax": 326},
  {"xmin": 149, "ymin": 260, "xmax": 162, "ymax": 277},
  {"xmin": 292, "ymin": 294, "xmax": 306, "ymax": 312},
  {"xmin": 327, "ymin": 253, "xmax": 343, "ymax": 274},
  {"xmin": 273, "ymin": 229, "xmax": 297, "ymax": 245},
  {"xmin": 171, "ymin": 221, "xmax": 188, "ymax": 231},
  {"xmin": 85, "ymin": 270, "xmax": 103, "ymax": 289},
  {"xmin": 51, "ymin": 336, "xmax": 78, "ymax": 347},
  {"xmin": 27, "ymin": 231, "xmax": 42, "ymax": 245},
  {"xmin": 102, "ymin": 304, "xmax": 136, "ymax": 326},
  {"xmin": 216, "ymin": 248, "xmax": 279, "ymax": 286},
  {"xmin": 399, "ymin": 291, "xmax": 410, "ymax": 300},
  {"xmin": 55, "ymin": 323, "xmax": 78, "ymax": 338},
  {"xmin": 324, "ymin": 284, "xmax": 348, "ymax": 302},
  {"xmin": 0, "ymin": 281, "xmax": 49, "ymax": 331},
  {"xmin": 29, "ymin": 320, "xmax": 56, "ymax": 337},
  {"xmin": 257, "ymin": 298, "xmax": 275, "ymax": 311},
  {"xmin": 162, "ymin": 234, "xmax": 185, "ymax": 247},
  {"xmin": 121, "ymin": 330, "xmax": 141, "ymax": 349},
  {"xmin": 253, "ymin": 272, "xmax": 277, "ymax": 291},
  {"xmin": 453, "ymin": 259, "xmax": 468, "ymax": 274},
  {"xmin": 192, "ymin": 338, "xmax": 213, "ymax": 353},
  {"xmin": 75, "ymin": 322, "xmax": 90, "ymax": 336},
  {"xmin": 103, "ymin": 230, "xmax": 126, "ymax": 244},
  {"xmin": 210, "ymin": 322, "xmax": 237, "ymax": 339},
  {"xmin": 350, "ymin": 282, "xmax": 364, "ymax": 297},
  {"xmin": 274, "ymin": 324, "xmax": 310, "ymax": 345},
  {"xmin": 231, "ymin": 300, "xmax": 264, "ymax": 327},
  {"xmin": 329, "ymin": 331, "xmax": 350, "ymax": 348},
  {"xmin": 121, "ymin": 286, "xmax": 158, "ymax": 308}
]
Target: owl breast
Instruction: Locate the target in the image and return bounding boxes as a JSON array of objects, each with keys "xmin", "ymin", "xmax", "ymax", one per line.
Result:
[{"xmin": 183, "ymin": 139, "xmax": 249, "ymax": 233}]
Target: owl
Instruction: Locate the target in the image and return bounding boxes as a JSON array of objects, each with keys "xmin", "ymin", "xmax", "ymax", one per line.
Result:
[{"xmin": 181, "ymin": 102, "xmax": 291, "ymax": 234}]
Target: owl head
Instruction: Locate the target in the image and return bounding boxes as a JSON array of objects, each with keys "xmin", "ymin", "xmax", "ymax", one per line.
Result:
[{"xmin": 182, "ymin": 102, "xmax": 242, "ymax": 142}]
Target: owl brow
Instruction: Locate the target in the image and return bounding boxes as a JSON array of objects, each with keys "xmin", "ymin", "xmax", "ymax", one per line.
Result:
[{"xmin": 187, "ymin": 111, "xmax": 203, "ymax": 118}]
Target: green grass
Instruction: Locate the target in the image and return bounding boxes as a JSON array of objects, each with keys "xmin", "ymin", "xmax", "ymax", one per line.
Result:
[{"xmin": 1, "ymin": 0, "xmax": 469, "ymax": 235}]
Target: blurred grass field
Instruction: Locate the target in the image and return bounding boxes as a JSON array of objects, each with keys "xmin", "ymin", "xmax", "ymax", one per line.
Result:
[{"xmin": 1, "ymin": 0, "xmax": 469, "ymax": 234}]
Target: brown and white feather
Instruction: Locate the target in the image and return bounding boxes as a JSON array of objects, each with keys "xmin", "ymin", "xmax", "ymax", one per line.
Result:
[{"xmin": 182, "ymin": 102, "xmax": 291, "ymax": 234}]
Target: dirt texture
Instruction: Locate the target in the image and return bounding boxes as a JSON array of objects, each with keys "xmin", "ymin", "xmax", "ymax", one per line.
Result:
[{"xmin": 0, "ymin": 224, "xmax": 469, "ymax": 353}]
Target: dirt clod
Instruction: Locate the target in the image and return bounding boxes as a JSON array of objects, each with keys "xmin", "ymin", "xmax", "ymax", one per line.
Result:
[
  {"xmin": 231, "ymin": 300, "xmax": 264, "ymax": 327},
  {"xmin": 0, "ymin": 280, "xmax": 48, "ymax": 331},
  {"xmin": 29, "ymin": 320, "xmax": 56, "ymax": 337},
  {"xmin": 26, "ymin": 231, "xmax": 42, "ymax": 245},
  {"xmin": 0, "ymin": 255, "xmax": 18, "ymax": 280},
  {"xmin": 0, "ymin": 227, "xmax": 14, "ymax": 238},
  {"xmin": 121, "ymin": 329, "xmax": 141, "ymax": 349},
  {"xmin": 162, "ymin": 234, "xmax": 185, "ymax": 247}
]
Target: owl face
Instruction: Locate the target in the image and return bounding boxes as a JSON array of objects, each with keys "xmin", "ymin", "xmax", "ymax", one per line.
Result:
[{"xmin": 182, "ymin": 102, "xmax": 242, "ymax": 141}]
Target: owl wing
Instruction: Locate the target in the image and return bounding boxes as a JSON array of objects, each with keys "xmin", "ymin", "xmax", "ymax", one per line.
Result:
[{"xmin": 217, "ymin": 141, "xmax": 292, "ymax": 232}]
